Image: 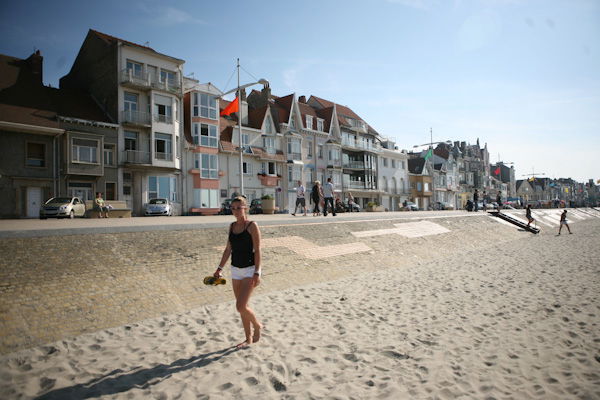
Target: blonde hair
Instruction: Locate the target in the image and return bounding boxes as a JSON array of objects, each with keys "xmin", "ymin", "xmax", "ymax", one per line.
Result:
[
  {"xmin": 231, "ymin": 196, "xmax": 248, "ymax": 207},
  {"xmin": 314, "ymin": 180, "xmax": 321, "ymax": 185}
]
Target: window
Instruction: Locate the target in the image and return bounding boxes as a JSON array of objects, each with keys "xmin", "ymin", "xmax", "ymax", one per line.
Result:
[
  {"xmin": 160, "ymin": 69, "xmax": 176, "ymax": 85},
  {"xmin": 154, "ymin": 133, "xmax": 172, "ymax": 160},
  {"xmin": 124, "ymin": 92, "xmax": 138, "ymax": 111},
  {"xmin": 104, "ymin": 144, "xmax": 116, "ymax": 166},
  {"xmin": 318, "ymin": 145, "xmax": 323, "ymax": 159},
  {"xmin": 391, "ymin": 159, "xmax": 396, "ymax": 168},
  {"xmin": 265, "ymin": 117, "xmax": 273, "ymax": 134},
  {"xmin": 124, "ymin": 131, "xmax": 138, "ymax": 151},
  {"xmin": 193, "ymin": 123, "xmax": 218, "ymax": 147},
  {"xmin": 123, "ymin": 185, "xmax": 131, "ymax": 195},
  {"xmin": 154, "ymin": 95, "xmax": 173, "ymax": 124},
  {"xmin": 424, "ymin": 182, "xmax": 430, "ymax": 192},
  {"xmin": 194, "ymin": 188, "xmax": 219, "ymax": 208},
  {"xmin": 287, "ymin": 139, "xmax": 301, "ymax": 155},
  {"xmin": 72, "ymin": 138, "xmax": 99, "ymax": 164},
  {"xmin": 260, "ymin": 161, "xmax": 276, "ymax": 175},
  {"xmin": 417, "ymin": 182, "xmax": 422, "ymax": 192},
  {"xmin": 243, "ymin": 162, "xmax": 253, "ymax": 175},
  {"xmin": 306, "ymin": 139, "xmax": 313, "ymax": 158},
  {"xmin": 242, "ymin": 134, "xmax": 249, "ymax": 147},
  {"xmin": 305, "ymin": 115, "xmax": 313, "ymax": 129},
  {"xmin": 148, "ymin": 176, "xmax": 177, "ymax": 201},
  {"xmin": 105, "ymin": 182, "xmax": 116, "ymax": 200},
  {"xmin": 200, "ymin": 154, "xmax": 218, "ymax": 179},
  {"xmin": 383, "ymin": 158, "xmax": 388, "ymax": 167},
  {"xmin": 289, "ymin": 116, "xmax": 296, "ymax": 129},
  {"xmin": 263, "ymin": 136, "xmax": 275, "ymax": 153},
  {"xmin": 193, "ymin": 92, "xmax": 217, "ymax": 119},
  {"xmin": 317, "ymin": 118, "xmax": 324, "ymax": 132},
  {"xmin": 401, "ymin": 160, "xmax": 405, "ymax": 169},
  {"xmin": 26, "ymin": 142, "xmax": 45, "ymax": 167},
  {"xmin": 328, "ymin": 148, "xmax": 340, "ymax": 162},
  {"xmin": 288, "ymin": 166, "xmax": 301, "ymax": 181},
  {"xmin": 126, "ymin": 60, "xmax": 143, "ymax": 78}
]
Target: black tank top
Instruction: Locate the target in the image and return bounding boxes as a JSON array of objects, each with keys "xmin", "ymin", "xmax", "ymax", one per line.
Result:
[{"xmin": 229, "ymin": 221, "xmax": 255, "ymax": 268}]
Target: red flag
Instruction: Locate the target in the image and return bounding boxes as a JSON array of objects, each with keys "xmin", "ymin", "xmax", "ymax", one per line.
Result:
[
  {"xmin": 220, "ymin": 97, "xmax": 239, "ymax": 116},
  {"xmin": 494, "ymin": 167, "xmax": 500, "ymax": 175}
]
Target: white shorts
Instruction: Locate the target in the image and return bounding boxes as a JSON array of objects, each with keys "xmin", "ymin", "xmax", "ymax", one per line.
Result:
[{"xmin": 231, "ymin": 265, "xmax": 256, "ymax": 280}]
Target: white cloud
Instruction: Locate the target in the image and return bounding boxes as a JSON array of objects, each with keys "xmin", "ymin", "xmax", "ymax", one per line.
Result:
[{"xmin": 137, "ymin": 3, "xmax": 205, "ymax": 26}]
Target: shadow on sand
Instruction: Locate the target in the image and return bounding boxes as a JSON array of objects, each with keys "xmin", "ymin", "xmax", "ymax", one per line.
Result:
[{"xmin": 34, "ymin": 346, "xmax": 238, "ymax": 399}]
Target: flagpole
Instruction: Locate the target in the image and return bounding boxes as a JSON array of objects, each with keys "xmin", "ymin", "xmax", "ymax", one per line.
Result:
[{"xmin": 237, "ymin": 58, "xmax": 244, "ymax": 197}]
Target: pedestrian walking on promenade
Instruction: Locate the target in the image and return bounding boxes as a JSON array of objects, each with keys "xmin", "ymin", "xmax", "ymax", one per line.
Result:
[
  {"xmin": 558, "ymin": 210, "xmax": 572, "ymax": 235},
  {"xmin": 482, "ymin": 190, "xmax": 487, "ymax": 210},
  {"xmin": 526, "ymin": 204, "xmax": 535, "ymax": 227},
  {"xmin": 473, "ymin": 190, "xmax": 479, "ymax": 212},
  {"xmin": 347, "ymin": 192, "xmax": 355, "ymax": 212},
  {"xmin": 213, "ymin": 196, "xmax": 262, "ymax": 348},
  {"xmin": 94, "ymin": 192, "xmax": 109, "ymax": 218},
  {"xmin": 291, "ymin": 180, "xmax": 307, "ymax": 216},
  {"xmin": 323, "ymin": 177, "xmax": 336, "ymax": 217},
  {"xmin": 311, "ymin": 180, "xmax": 323, "ymax": 216},
  {"xmin": 496, "ymin": 191, "xmax": 502, "ymax": 210}
]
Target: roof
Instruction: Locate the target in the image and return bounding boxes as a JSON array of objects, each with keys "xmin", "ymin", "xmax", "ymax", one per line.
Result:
[
  {"xmin": 0, "ymin": 51, "xmax": 112, "ymax": 126},
  {"xmin": 408, "ymin": 158, "xmax": 426, "ymax": 174},
  {"xmin": 89, "ymin": 29, "xmax": 185, "ymax": 63}
]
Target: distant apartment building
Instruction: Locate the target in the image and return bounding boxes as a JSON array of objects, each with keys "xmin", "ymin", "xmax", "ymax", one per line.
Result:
[
  {"xmin": 0, "ymin": 50, "xmax": 117, "ymax": 218},
  {"xmin": 59, "ymin": 29, "xmax": 185, "ymax": 216},
  {"xmin": 378, "ymin": 138, "xmax": 409, "ymax": 211}
]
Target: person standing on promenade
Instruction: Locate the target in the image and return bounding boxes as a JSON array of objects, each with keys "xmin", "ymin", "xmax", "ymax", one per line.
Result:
[
  {"xmin": 496, "ymin": 191, "xmax": 502, "ymax": 210},
  {"xmin": 323, "ymin": 177, "xmax": 336, "ymax": 217},
  {"xmin": 558, "ymin": 209, "xmax": 572, "ymax": 235},
  {"xmin": 94, "ymin": 192, "xmax": 109, "ymax": 218},
  {"xmin": 291, "ymin": 180, "xmax": 307, "ymax": 216},
  {"xmin": 347, "ymin": 192, "xmax": 355, "ymax": 212},
  {"xmin": 473, "ymin": 190, "xmax": 479, "ymax": 212},
  {"xmin": 482, "ymin": 190, "xmax": 487, "ymax": 210},
  {"xmin": 526, "ymin": 204, "xmax": 535, "ymax": 227},
  {"xmin": 213, "ymin": 196, "xmax": 262, "ymax": 348},
  {"xmin": 311, "ymin": 180, "xmax": 322, "ymax": 216}
]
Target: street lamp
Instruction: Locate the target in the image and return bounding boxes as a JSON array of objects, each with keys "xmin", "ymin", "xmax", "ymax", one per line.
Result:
[
  {"xmin": 412, "ymin": 128, "xmax": 451, "ymax": 209},
  {"xmin": 221, "ymin": 59, "xmax": 268, "ymax": 197}
]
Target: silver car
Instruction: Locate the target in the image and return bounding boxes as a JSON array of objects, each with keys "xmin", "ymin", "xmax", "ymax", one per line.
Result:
[
  {"xmin": 40, "ymin": 197, "xmax": 86, "ymax": 219},
  {"xmin": 144, "ymin": 198, "xmax": 173, "ymax": 216}
]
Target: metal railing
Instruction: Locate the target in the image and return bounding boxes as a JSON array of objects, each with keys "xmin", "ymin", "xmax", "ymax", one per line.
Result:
[
  {"xmin": 343, "ymin": 161, "xmax": 365, "ymax": 169},
  {"xmin": 122, "ymin": 150, "xmax": 150, "ymax": 164},
  {"xmin": 153, "ymin": 114, "xmax": 173, "ymax": 124},
  {"xmin": 121, "ymin": 110, "xmax": 151, "ymax": 126},
  {"xmin": 150, "ymin": 76, "xmax": 181, "ymax": 93},
  {"xmin": 155, "ymin": 152, "xmax": 173, "ymax": 161},
  {"xmin": 287, "ymin": 152, "xmax": 302, "ymax": 160},
  {"xmin": 121, "ymin": 69, "xmax": 150, "ymax": 88}
]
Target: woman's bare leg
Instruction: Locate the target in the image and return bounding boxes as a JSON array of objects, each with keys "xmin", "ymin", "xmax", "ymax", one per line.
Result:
[{"xmin": 232, "ymin": 278, "xmax": 261, "ymax": 347}]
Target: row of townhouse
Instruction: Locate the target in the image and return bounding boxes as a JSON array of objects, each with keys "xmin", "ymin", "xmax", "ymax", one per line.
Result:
[{"xmin": 516, "ymin": 177, "xmax": 597, "ymax": 207}]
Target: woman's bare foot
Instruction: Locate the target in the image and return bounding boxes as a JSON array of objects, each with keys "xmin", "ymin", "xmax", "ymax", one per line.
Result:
[
  {"xmin": 252, "ymin": 324, "xmax": 262, "ymax": 343},
  {"xmin": 236, "ymin": 340, "xmax": 251, "ymax": 349}
]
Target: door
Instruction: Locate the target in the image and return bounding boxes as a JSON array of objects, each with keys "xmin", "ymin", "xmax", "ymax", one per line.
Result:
[{"xmin": 26, "ymin": 187, "xmax": 42, "ymax": 218}]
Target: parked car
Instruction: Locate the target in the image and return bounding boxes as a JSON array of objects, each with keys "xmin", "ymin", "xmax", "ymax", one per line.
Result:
[
  {"xmin": 39, "ymin": 197, "xmax": 86, "ymax": 219},
  {"xmin": 404, "ymin": 201, "xmax": 419, "ymax": 211},
  {"xmin": 434, "ymin": 201, "xmax": 454, "ymax": 210},
  {"xmin": 219, "ymin": 199, "xmax": 233, "ymax": 215},
  {"xmin": 144, "ymin": 198, "xmax": 173, "ymax": 216},
  {"xmin": 345, "ymin": 201, "xmax": 361, "ymax": 212},
  {"xmin": 249, "ymin": 199, "xmax": 263, "ymax": 214}
]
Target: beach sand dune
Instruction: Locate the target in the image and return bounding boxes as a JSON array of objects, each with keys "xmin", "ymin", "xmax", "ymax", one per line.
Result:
[{"xmin": 1, "ymin": 219, "xmax": 599, "ymax": 399}]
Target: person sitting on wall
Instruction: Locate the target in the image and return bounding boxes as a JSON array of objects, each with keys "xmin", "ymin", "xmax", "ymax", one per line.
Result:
[{"xmin": 94, "ymin": 192, "xmax": 109, "ymax": 218}]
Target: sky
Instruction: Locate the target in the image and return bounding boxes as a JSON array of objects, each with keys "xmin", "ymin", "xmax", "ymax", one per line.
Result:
[{"xmin": 1, "ymin": 0, "xmax": 598, "ymax": 182}]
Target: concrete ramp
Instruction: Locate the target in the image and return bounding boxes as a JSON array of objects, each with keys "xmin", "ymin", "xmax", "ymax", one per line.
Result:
[{"xmin": 489, "ymin": 211, "xmax": 540, "ymax": 234}]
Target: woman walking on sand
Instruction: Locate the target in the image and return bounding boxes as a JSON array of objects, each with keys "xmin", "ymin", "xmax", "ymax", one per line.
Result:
[
  {"xmin": 311, "ymin": 180, "xmax": 323, "ymax": 216},
  {"xmin": 526, "ymin": 204, "xmax": 534, "ymax": 227},
  {"xmin": 214, "ymin": 196, "xmax": 262, "ymax": 348},
  {"xmin": 558, "ymin": 209, "xmax": 572, "ymax": 235}
]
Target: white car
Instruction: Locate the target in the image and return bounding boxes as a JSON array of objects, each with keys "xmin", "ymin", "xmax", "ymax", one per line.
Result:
[
  {"xmin": 144, "ymin": 198, "xmax": 173, "ymax": 216},
  {"xmin": 39, "ymin": 197, "xmax": 86, "ymax": 219}
]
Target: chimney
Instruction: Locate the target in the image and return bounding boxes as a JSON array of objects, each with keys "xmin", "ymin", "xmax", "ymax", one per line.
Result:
[
  {"xmin": 261, "ymin": 83, "xmax": 271, "ymax": 104},
  {"xmin": 299, "ymin": 95, "xmax": 306, "ymax": 103},
  {"xmin": 25, "ymin": 50, "xmax": 43, "ymax": 86}
]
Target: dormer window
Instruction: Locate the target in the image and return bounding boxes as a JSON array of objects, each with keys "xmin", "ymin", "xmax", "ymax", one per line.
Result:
[
  {"xmin": 305, "ymin": 115, "xmax": 313, "ymax": 130},
  {"xmin": 317, "ymin": 118, "xmax": 324, "ymax": 132},
  {"xmin": 265, "ymin": 117, "xmax": 273, "ymax": 134}
]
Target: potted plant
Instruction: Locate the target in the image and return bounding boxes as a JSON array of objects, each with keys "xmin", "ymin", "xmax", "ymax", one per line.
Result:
[
  {"xmin": 261, "ymin": 194, "xmax": 276, "ymax": 214},
  {"xmin": 366, "ymin": 201, "xmax": 384, "ymax": 212}
]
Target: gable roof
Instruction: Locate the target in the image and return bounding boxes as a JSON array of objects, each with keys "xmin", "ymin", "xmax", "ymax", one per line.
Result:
[
  {"xmin": 89, "ymin": 29, "xmax": 185, "ymax": 63},
  {"xmin": 408, "ymin": 158, "xmax": 426, "ymax": 174}
]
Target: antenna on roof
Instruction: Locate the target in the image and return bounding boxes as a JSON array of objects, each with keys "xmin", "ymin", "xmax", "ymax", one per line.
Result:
[{"xmin": 144, "ymin": 41, "xmax": 150, "ymax": 46}]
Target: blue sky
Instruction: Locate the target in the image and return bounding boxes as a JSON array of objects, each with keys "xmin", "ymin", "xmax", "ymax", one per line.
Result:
[{"xmin": 1, "ymin": 0, "xmax": 598, "ymax": 181}]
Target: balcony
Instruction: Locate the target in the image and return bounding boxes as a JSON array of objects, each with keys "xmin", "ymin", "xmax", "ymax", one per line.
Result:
[
  {"xmin": 122, "ymin": 150, "xmax": 150, "ymax": 164},
  {"xmin": 258, "ymin": 174, "xmax": 280, "ymax": 187},
  {"xmin": 121, "ymin": 69, "xmax": 151, "ymax": 90},
  {"xmin": 345, "ymin": 181, "xmax": 366, "ymax": 190},
  {"xmin": 155, "ymin": 152, "xmax": 173, "ymax": 161},
  {"xmin": 341, "ymin": 140, "xmax": 380, "ymax": 152},
  {"xmin": 121, "ymin": 110, "xmax": 151, "ymax": 127},
  {"xmin": 153, "ymin": 114, "xmax": 173, "ymax": 124},
  {"xmin": 287, "ymin": 152, "xmax": 302, "ymax": 161},
  {"xmin": 150, "ymin": 76, "xmax": 181, "ymax": 94},
  {"xmin": 343, "ymin": 161, "xmax": 365, "ymax": 169}
]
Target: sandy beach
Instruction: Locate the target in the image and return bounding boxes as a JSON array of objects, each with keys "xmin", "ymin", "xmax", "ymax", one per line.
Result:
[{"xmin": 1, "ymin": 216, "xmax": 599, "ymax": 399}]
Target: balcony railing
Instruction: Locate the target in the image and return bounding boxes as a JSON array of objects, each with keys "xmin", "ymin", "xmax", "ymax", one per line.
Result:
[
  {"xmin": 122, "ymin": 150, "xmax": 150, "ymax": 164},
  {"xmin": 121, "ymin": 110, "xmax": 151, "ymax": 126},
  {"xmin": 287, "ymin": 152, "xmax": 302, "ymax": 160},
  {"xmin": 341, "ymin": 140, "xmax": 380, "ymax": 152},
  {"xmin": 150, "ymin": 76, "xmax": 181, "ymax": 93},
  {"xmin": 345, "ymin": 181, "xmax": 366, "ymax": 190},
  {"xmin": 155, "ymin": 152, "xmax": 173, "ymax": 161},
  {"xmin": 121, "ymin": 69, "xmax": 150, "ymax": 89},
  {"xmin": 343, "ymin": 161, "xmax": 365, "ymax": 169},
  {"xmin": 154, "ymin": 114, "xmax": 173, "ymax": 124}
]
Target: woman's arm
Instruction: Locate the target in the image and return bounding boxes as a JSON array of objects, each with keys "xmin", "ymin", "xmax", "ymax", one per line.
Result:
[
  {"xmin": 249, "ymin": 222, "xmax": 262, "ymax": 286},
  {"xmin": 215, "ymin": 241, "xmax": 231, "ymax": 277}
]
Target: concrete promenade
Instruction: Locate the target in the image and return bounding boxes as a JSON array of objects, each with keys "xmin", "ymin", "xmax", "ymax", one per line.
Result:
[{"xmin": 0, "ymin": 209, "xmax": 597, "ymax": 355}]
